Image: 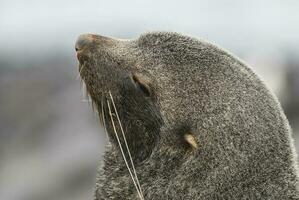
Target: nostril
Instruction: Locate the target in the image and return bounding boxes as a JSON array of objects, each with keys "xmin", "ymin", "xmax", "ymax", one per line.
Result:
[{"xmin": 75, "ymin": 34, "xmax": 94, "ymax": 52}]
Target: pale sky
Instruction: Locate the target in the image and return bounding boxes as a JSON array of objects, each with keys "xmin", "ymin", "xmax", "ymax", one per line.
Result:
[{"xmin": 1, "ymin": 0, "xmax": 299, "ymax": 55}]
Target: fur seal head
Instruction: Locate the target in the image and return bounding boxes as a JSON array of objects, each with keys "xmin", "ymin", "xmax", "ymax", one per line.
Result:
[
  {"xmin": 75, "ymin": 32, "xmax": 299, "ymax": 199},
  {"xmin": 75, "ymin": 32, "xmax": 205, "ymax": 159}
]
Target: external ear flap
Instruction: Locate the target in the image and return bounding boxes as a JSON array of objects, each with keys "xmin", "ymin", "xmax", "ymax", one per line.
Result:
[{"xmin": 184, "ymin": 133, "xmax": 198, "ymax": 150}]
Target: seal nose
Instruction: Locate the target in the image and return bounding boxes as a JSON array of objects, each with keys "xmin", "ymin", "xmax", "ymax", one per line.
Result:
[
  {"xmin": 75, "ymin": 33, "xmax": 116, "ymax": 52},
  {"xmin": 75, "ymin": 34, "xmax": 94, "ymax": 52}
]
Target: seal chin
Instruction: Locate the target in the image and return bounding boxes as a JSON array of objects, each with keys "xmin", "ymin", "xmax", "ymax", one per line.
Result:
[
  {"xmin": 75, "ymin": 46, "xmax": 89, "ymax": 65},
  {"xmin": 76, "ymin": 51, "xmax": 85, "ymax": 65}
]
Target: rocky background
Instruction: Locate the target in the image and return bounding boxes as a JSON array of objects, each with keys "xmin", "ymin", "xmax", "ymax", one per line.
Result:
[{"xmin": 0, "ymin": 0, "xmax": 299, "ymax": 200}]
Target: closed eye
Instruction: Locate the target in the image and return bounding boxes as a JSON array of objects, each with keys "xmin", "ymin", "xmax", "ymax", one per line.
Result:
[{"xmin": 132, "ymin": 74, "xmax": 151, "ymax": 97}]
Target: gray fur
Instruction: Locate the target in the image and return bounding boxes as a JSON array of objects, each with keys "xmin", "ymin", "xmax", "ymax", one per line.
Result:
[{"xmin": 76, "ymin": 32, "xmax": 299, "ymax": 199}]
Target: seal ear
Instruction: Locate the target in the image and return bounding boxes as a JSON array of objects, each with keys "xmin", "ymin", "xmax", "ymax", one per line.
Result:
[{"xmin": 184, "ymin": 133, "xmax": 198, "ymax": 150}]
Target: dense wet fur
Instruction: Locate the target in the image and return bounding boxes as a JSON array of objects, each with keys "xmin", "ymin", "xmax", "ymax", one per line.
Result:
[{"xmin": 77, "ymin": 32, "xmax": 299, "ymax": 199}]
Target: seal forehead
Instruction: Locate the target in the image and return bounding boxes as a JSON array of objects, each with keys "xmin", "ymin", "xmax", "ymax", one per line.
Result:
[{"xmin": 137, "ymin": 32, "xmax": 182, "ymax": 47}]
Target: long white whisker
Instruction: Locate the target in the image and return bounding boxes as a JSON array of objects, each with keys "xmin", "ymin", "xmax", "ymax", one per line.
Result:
[
  {"xmin": 81, "ymin": 82, "xmax": 91, "ymax": 102},
  {"xmin": 82, "ymin": 82, "xmax": 86, "ymax": 99},
  {"xmin": 108, "ymin": 91, "xmax": 145, "ymax": 199},
  {"xmin": 101, "ymin": 97, "xmax": 109, "ymax": 139},
  {"xmin": 106, "ymin": 99, "xmax": 144, "ymax": 200},
  {"xmin": 76, "ymin": 62, "xmax": 86, "ymax": 80}
]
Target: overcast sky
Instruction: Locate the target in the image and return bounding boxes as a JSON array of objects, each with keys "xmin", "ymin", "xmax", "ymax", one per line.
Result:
[{"xmin": 1, "ymin": 0, "xmax": 299, "ymax": 56}]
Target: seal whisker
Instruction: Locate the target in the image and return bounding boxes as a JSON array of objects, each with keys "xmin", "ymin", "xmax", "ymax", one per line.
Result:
[
  {"xmin": 76, "ymin": 61, "xmax": 86, "ymax": 80},
  {"xmin": 101, "ymin": 96, "xmax": 109, "ymax": 139},
  {"xmin": 81, "ymin": 82, "xmax": 91, "ymax": 102},
  {"xmin": 98, "ymin": 97, "xmax": 103, "ymax": 126},
  {"xmin": 108, "ymin": 91, "xmax": 145, "ymax": 199},
  {"xmin": 106, "ymin": 99, "xmax": 144, "ymax": 200},
  {"xmin": 91, "ymin": 98, "xmax": 96, "ymax": 113}
]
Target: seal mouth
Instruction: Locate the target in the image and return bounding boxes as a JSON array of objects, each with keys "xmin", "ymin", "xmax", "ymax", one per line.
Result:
[
  {"xmin": 76, "ymin": 58, "xmax": 116, "ymax": 129},
  {"xmin": 76, "ymin": 49, "xmax": 88, "ymax": 66},
  {"xmin": 75, "ymin": 34, "xmax": 95, "ymax": 65},
  {"xmin": 75, "ymin": 49, "xmax": 82, "ymax": 61}
]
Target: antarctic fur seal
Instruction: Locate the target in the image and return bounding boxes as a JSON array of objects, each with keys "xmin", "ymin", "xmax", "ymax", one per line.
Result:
[{"xmin": 75, "ymin": 32, "xmax": 299, "ymax": 199}]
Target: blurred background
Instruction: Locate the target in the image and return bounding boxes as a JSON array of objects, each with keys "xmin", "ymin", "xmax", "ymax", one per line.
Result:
[{"xmin": 1, "ymin": 0, "xmax": 299, "ymax": 199}]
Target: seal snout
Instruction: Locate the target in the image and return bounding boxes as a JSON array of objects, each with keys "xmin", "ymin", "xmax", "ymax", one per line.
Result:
[
  {"xmin": 75, "ymin": 34, "xmax": 95, "ymax": 52},
  {"xmin": 75, "ymin": 33, "xmax": 117, "ymax": 64},
  {"xmin": 75, "ymin": 33, "xmax": 115, "ymax": 52}
]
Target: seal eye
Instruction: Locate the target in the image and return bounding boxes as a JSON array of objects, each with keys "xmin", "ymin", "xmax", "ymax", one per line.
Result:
[{"xmin": 132, "ymin": 75, "xmax": 151, "ymax": 97}]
